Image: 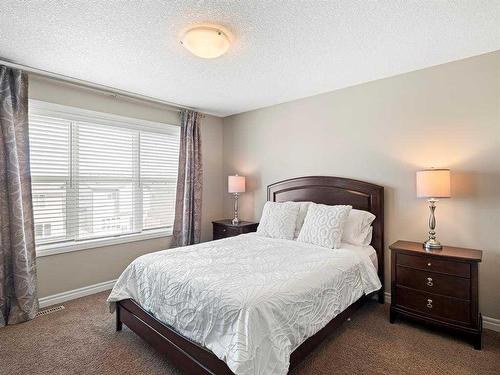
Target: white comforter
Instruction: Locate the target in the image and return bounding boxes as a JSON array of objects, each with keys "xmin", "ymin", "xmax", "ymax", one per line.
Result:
[{"xmin": 107, "ymin": 233, "xmax": 381, "ymax": 375}]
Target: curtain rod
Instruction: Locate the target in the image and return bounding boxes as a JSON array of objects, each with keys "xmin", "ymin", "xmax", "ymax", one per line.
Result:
[{"xmin": 0, "ymin": 58, "xmax": 197, "ymax": 113}]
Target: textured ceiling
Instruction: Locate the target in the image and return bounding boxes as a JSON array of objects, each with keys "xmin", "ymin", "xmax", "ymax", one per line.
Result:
[{"xmin": 1, "ymin": 1, "xmax": 499, "ymax": 117}]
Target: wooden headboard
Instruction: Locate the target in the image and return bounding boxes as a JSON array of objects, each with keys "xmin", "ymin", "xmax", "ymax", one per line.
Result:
[{"xmin": 268, "ymin": 176, "xmax": 384, "ymax": 301}]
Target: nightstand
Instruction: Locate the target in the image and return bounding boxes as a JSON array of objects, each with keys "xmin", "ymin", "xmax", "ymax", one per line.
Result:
[
  {"xmin": 389, "ymin": 240, "xmax": 483, "ymax": 349},
  {"xmin": 212, "ymin": 219, "xmax": 258, "ymax": 240}
]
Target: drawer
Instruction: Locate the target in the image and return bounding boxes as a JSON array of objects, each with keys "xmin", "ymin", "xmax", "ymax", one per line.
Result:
[
  {"xmin": 240, "ymin": 224, "xmax": 258, "ymax": 234},
  {"xmin": 213, "ymin": 229, "xmax": 225, "ymax": 240},
  {"xmin": 396, "ymin": 286, "xmax": 470, "ymax": 324},
  {"xmin": 397, "ymin": 253, "xmax": 470, "ymax": 278},
  {"xmin": 396, "ymin": 266, "xmax": 470, "ymax": 300},
  {"xmin": 213, "ymin": 226, "xmax": 240, "ymax": 239}
]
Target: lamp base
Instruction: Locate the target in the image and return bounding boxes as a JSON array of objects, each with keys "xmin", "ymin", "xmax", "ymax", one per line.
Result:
[
  {"xmin": 423, "ymin": 238, "xmax": 443, "ymax": 251},
  {"xmin": 232, "ymin": 193, "xmax": 240, "ymax": 226},
  {"xmin": 423, "ymin": 198, "xmax": 443, "ymax": 251}
]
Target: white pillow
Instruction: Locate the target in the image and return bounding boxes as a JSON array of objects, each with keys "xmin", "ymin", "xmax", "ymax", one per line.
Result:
[
  {"xmin": 297, "ymin": 203, "xmax": 352, "ymax": 249},
  {"xmin": 287, "ymin": 201, "xmax": 312, "ymax": 239},
  {"xmin": 342, "ymin": 209, "xmax": 376, "ymax": 246},
  {"xmin": 256, "ymin": 202, "xmax": 300, "ymax": 240}
]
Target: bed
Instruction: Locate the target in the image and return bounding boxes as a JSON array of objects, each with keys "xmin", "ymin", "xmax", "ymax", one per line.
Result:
[{"xmin": 109, "ymin": 176, "xmax": 384, "ymax": 375}]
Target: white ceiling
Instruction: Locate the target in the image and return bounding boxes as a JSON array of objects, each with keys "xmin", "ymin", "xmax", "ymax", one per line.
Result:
[{"xmin": 1, "ymin": 1, "xmax": 499, "ymax": 117}]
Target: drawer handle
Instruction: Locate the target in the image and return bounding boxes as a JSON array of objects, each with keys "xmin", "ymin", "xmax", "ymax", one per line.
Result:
[
  {"xmin": 427, "ymin": 262, "xmax": 432, "ymax": 267},
  {"xmin": 222, "ymin": 229, "xmax": 226, "ymax": 232},
  {"xmin": 427, "ymin": 277, "xmax": 433, "ymax": 287},
  {"xmin": 427, "ymin": 299, "xmax": 433, "ymax": 309}
]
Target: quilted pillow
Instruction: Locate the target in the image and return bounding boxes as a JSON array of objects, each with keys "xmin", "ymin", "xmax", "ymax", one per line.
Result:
[
  {"xmin": 256, "ymin": 201, "xmax": 300, "ymax": 240},
  {"xmin": 297, "ymin": 203, "xmax": 352, "ymax": 249}
]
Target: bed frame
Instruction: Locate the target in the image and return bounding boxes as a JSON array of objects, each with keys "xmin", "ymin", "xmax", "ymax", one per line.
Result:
[{"xmin": 116, "ymin": 176, "xmax": 384, "ymax": 375}]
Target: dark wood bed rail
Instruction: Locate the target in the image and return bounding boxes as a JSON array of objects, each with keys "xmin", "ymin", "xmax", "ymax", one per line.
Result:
[{"xmin": 116, "ymin": 295, "xmax": 370, "ymax": 375}]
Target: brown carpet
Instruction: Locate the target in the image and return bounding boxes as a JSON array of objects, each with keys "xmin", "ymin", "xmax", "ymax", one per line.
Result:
[{"xmin": 1, "ymin": 292, "xmax": 499, "ymax": 375}]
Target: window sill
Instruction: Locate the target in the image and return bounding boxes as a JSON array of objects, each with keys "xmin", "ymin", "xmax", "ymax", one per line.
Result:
[{"xmin": 35, "ymin": 229, "xmax": 172, "ymax": 258}]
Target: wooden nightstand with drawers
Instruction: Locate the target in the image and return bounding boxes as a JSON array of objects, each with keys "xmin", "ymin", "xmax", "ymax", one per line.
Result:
[
  {"xmin": 389, "ymin": 240, "xmax": 483, "ymax": 349},
  {"xmin": 212, "ymin": 219, "xmax": 258, "ymax": 240}
]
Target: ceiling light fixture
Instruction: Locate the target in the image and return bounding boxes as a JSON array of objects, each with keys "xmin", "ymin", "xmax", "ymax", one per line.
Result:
[{"xmin": 180, "ymin": 25, "xmax": 231, "ymax": 59}]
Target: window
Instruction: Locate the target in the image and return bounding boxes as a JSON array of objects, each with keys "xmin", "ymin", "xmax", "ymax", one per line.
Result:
[{"xmin": 29, "ymin": 101, "xmax": 180, "ymax": 253}]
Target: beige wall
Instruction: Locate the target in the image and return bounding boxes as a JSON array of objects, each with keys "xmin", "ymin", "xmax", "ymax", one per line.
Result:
[
  {"xmin": 29, "ymin": 76, "xmax": 224, "ymax": 297},
  {"xmin": 223, "ymin": 51, "xmax": 500, "ymax": 319}
]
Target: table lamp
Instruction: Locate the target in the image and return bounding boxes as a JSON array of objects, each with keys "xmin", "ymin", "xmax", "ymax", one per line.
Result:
[
  {"xmin": 228, "ymin": 174, "xmax": 245, "ymax": 225},
  {"xmin": 416, "ymin": 168, "xmax": 451, "ymax": 250}
]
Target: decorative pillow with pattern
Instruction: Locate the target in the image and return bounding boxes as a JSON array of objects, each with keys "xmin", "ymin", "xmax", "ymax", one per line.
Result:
[
  {"xmin": 256, "ymin": 202, "xmax": 300, "ymax": 240},
  {"xmin": 297, "ymin": 203, "xmax": 352, "ymax": 249}
]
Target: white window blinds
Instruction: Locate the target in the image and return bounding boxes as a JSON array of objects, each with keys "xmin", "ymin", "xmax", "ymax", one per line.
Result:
[
  {"xmin": 30, "ymin": 115, "xmax": 70, "ymax": 243},
  {"xmin": 29, "ymin": 102, "xmax": 180, "ymax": 247}
]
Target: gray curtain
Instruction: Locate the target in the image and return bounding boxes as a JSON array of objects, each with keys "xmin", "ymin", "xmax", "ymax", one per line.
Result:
[
  {"xmin": 0, "ymin": 66, "xmax": 38, "ymax": 327},
  {"xmin": 173, "ymin": 110, "xmax": 203, "ymax": 246}
]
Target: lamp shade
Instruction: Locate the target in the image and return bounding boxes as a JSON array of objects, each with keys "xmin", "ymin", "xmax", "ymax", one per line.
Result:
[
  {"xmin": 416, "ymin": 169, "xmax": 451, "ymax": 198},
  {"xmin": 228, "ymin": 175, "xmax": 245, "ymax": 193}
]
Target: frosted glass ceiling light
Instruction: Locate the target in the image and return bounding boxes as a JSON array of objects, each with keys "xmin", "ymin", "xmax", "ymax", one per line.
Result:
[{"xmin": 181, "ymin": 25, "xmax": 231, "ymax": 59}]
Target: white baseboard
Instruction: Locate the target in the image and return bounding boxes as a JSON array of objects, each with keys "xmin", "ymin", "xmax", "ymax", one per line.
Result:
[
  {"xmin": 38, "ymin": 279, "xmax": 116, "ymax": 309},
  {"xmin": 384, "ymin": 291, "xmax": 391, "ymax": 304},
  {"xmin": 483, "ymin": 316, "xmax": 500, "ymax": 332},
  {"xmin": 383, "ymin": 292, "xmax": 499, "ymax": 332}
]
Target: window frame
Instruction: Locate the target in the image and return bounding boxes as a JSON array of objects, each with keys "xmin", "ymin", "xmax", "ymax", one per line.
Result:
[{"xmin": 29, "ymin": 100, "xmax": 179, "ymax": 257}]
